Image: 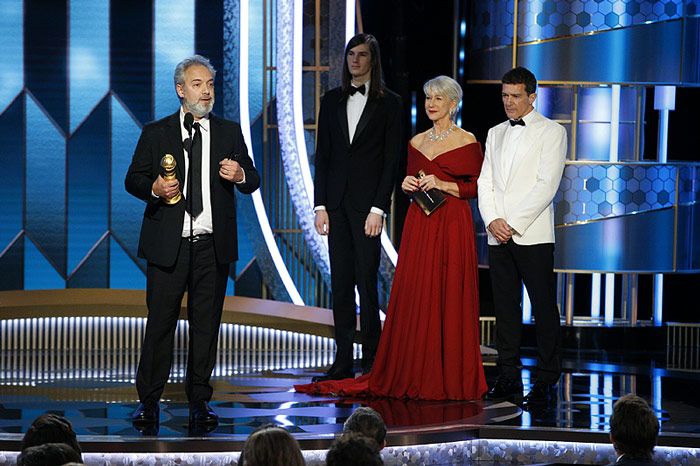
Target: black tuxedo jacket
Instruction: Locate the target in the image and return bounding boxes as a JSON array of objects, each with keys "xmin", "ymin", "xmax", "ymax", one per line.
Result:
[
  {"xmin": 125, "ymin": 111, "xmax": 260, "ymax": 267},
  {"xmin": 314, "ymin": 87, "xmax": 402, "ymax": 213}
]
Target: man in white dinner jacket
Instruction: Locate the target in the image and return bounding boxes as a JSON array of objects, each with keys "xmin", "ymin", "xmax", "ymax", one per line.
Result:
[{"xmin": 477, "ymin": 66, "xmax": 567, "ymax": 406}]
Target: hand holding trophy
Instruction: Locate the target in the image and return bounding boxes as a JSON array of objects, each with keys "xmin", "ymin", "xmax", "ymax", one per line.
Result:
[{"xmin": 160, "ymin": 154, "xmax": 182, "ymax": 204}]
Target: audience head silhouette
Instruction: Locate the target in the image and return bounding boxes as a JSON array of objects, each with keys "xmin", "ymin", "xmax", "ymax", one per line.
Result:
[
  {"xmin": 21, "ymin": 413, "xmax": 82, "ymax": 459},
  {"xmin": 237, "ymin": 424, "xmax": 305, "ymax": 466},
  {"xmin": 326, "ymin": 432, "xmax": 383, "ymax": 466},
  {"xmin": 16, "ymin": 442, "xmax": 82, "ymax": 466},
  {"xmin": 610, "ymin": 394, "xmax": 660, "ymax": 461},
  {"xmin": 343, "ymin": 406, "xmax": 387, "ymax": 450}
]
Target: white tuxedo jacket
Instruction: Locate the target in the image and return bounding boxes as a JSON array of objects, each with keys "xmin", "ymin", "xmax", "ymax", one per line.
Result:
[{"xmin": 477, "ymin": 110, "xmax": 567, "ymax": 246}]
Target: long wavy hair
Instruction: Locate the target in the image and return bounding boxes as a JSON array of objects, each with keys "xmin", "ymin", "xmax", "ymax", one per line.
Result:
[{"xmin": 341, "ymin": 33, "xmax": 385, "ymax": 99}]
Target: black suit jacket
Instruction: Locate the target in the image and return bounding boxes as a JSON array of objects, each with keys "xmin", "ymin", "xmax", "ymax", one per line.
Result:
[
  {"xmin": 608, "ymin": 456, "xmax": 660, "ymax": 466},
  {"xmin": 125, "ymin": 111, "xmax": 260, "ymax": 267},
  {"xmin": 314, "ymin": 87, "xmax": 402, "ymax": 213}
]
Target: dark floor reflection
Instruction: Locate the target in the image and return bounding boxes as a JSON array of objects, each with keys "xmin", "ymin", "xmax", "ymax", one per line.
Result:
[{"xmin": 1, "ymin": 349, "xmax": 699, "ymax": 441}]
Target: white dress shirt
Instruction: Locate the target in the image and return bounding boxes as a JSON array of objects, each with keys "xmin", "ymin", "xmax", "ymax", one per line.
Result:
[
  {"xmin": 347, "ymin": 81, "xmax": 369, "ymax": 143},
  {"xmin": 500, "ymin": 109, "xmax": 536, "ymax": 181},
  {"xmin": 180, "ymin": 108, "xmax": 213, "ymax": 237}
]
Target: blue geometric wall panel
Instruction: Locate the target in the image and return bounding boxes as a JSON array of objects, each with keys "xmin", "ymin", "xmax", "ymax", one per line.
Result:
[
  {"xmin": 25, "ymin": 0, "xmax": 68, "ymax": 133},
  {"xmin": 26, "ymin": 93, "xmax": 67, "ymax": 277},
  {"xmin": 0, "ymin": 0, "xmax": 239, "ymax": 292},
  {"xmin": 110, "ymin": 95, "xmax": 145, "ymax": 265},
  {"xmin": 68, "ymin": 97, "xmax": 110, "ymax": 274},
  {"xmin": 69, "ymin": 0, "xmax": 110, "ymax": 133},
  {"xmin": 0, "ymin": 237, "xmax": 23, "ymax": 291},
  {"xmin": 0, "ymin": 0, "xmax": 23, "ymax": 113},
  {"xmin": 110, "ymin": 0, "xmax": 154, "ymax": 125},
  {"xmin": 0, "ymin": 96, "xmax": 24, "ymax": 254},
  {"xmin": 68, "ymin": 236, "xmax": 109, "ymax": 288},
  {"xmin": 24, "ymin": 237, "xmax": 65, "ymax": 290},
  {"xmin": 109, "ymin": 238, "xmax": 145, "ymax": 290}
]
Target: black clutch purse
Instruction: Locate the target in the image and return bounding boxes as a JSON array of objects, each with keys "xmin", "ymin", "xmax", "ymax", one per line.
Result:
[{"xmin": 411, "ymin": 170, "xmax": 446, "ymax": 216}]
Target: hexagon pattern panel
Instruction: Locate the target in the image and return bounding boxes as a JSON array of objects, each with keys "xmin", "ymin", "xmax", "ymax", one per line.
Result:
[
  {"xmin": 472, "ymin": 0, "xmax": 689, "ymax": 48},
  {"xmin": 554, "ymin": 164, "xmax": 677, "ymax": 225}
]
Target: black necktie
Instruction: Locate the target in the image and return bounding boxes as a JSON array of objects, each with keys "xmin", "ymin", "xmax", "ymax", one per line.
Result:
[
  {"xmin": 349, "ymin": 84, "xmax": 366, "ymax": 96},
  {"xmin": 509, "ymin": 118, "xmax": 525, "ymax": 127},
  {"xmin": 187, "ymin": 122, "xmax": 203, "ymax": 218}
]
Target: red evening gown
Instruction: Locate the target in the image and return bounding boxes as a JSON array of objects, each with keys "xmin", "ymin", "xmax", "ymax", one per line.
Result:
[{"xmin": 296, "ymin": 142, "xmax": 487, "ymax": 400}]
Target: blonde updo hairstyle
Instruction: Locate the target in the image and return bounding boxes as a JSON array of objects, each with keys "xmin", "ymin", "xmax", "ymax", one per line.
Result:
[{"xmin": 423, "ymin": 75, "xmax": 463, "ymax": 121}]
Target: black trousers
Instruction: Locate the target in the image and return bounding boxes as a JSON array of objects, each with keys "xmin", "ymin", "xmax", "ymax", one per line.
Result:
[
  {"xmin": 136, "ymin": 236, "xmax": 229, "ymax": 404},
  {"xmin": 488, "ymin": 240, "xmax": 562, "ymax": 384},
  {"xmin": 327, "ymin": 198, "xmax": 382, "ymax": 372}
]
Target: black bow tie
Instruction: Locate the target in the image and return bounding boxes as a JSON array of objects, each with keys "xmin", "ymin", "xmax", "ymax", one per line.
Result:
[
  {"xmin": 349, "ymin": 84, "xmax": 366, "ymax": 96},
  {"xmin": 509, "ymin": 118, "xmax": 525, "ymax": 127}
]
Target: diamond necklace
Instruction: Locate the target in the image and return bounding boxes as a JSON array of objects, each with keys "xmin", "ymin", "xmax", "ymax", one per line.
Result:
[{"xmin": 427, "ymin": 123, "xmax": 456, "ymax": 142}]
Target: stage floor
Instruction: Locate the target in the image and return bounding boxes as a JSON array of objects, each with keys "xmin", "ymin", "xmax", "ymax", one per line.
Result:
[
  {"xmin": 1, "ymin": 353, "xmax": 699, "ymax": 450},
  {"xmin": 0, "ymin": 292, "xmax": 698, "ymax": 464}
]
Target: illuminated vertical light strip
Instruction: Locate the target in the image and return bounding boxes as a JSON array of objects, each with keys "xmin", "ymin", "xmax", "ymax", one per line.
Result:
[
  {"xmin": 522, "ymin": 284, "xmax": 531, "ymax": 323},
  {"xmin": 521, "ymin": 368, "xmax": 531, "ymax": 427},
  {"xmin": 653, "ymin": 86, "xmax": 674, "ymax": 327},
  {"xmin": 275, "ymin": 0, "xmax": 330, "ymax": 283},
  {"xmin": 604, "ymin": 84, "xmax": 621, "ymax": 327},
  {"xmin": 590, "ymin": 373, "xmax": 599, "ymax": 429},
  {"xmin": 603, "ymin": 374, "xmax": 613, "ymax": 430},
  {"xmin": 154, "ymin": 0, "xmax": 194, "ymax": 119},
  {"xmin": 345, "ymin": 0, "xmax": 355, "ymax": 43},
  {"xmin": 69, "ymin": 0, "xmax": 109, "ymax": 132},
  {"xmin": 240, "ymin": 0, "xmax": 303, "ymax": 304},
  {"xmin": 652, "ymin": 372, "xmax": 662, "ymax": 416},
  {"xmin": 591, "ymin": 274, "xmax": 601, "ymax": 319}
]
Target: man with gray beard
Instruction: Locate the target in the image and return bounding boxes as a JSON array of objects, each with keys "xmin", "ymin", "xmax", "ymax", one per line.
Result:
[{"xmin": 125, "ymin": 55, "xmax": 259, "ymax": 430}]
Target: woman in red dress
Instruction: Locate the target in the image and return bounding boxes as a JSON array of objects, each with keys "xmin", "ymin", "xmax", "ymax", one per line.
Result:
[{"xmin": 296, "ymin": 75, "xmax": 487, "ymax": 400}]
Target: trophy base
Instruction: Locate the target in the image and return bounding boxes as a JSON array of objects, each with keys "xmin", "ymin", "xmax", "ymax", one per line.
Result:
[{"xmin": 163, "ymin": 193, "xmax": 182, "ymax": 205}]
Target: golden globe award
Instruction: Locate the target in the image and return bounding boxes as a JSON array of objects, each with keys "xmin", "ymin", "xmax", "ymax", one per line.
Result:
[{"xmin": 160, "ymin": 154, "xmax": 182, "ymax": 204}]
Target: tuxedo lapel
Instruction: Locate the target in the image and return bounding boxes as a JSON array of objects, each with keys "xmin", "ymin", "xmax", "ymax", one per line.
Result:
[
  {"xmin": 491, "ymin": 123, "xmax": 510, "ymax": 186},
  {"xmin": 335, "ymin": 94, "xmax": 351, "ymax": 146},
  {"xmin": 165, "ymin": 112, "xmax": 186, "ymax": 182},
  {"xmin": 506, "ymin": 114, "xmax": 541, "ymax": 187},
  {"xmin": 352, "ymin": 97, "xmax": 379, "ymax": 145},
  {"xmin": 209, "ymin": 115, "xmax": 222, "ymax": 184}
]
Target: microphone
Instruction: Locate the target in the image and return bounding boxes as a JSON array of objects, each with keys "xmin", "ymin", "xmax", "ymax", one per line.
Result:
[
  {"xmin": 183, "ymin": 112, "xmax": 194, "ymax": 152},
  {"xmin": 183, "ymin": 112, "xmax": 194, "ymax": 132}
]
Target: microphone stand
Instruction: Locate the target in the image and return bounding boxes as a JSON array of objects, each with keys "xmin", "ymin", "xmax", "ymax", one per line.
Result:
[{"xmin": 183, "ymin": 113, "xmax": 195, "ymax": 379}]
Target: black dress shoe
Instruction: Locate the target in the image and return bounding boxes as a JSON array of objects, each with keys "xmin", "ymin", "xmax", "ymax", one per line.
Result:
[
  {"xmin": 311, "ymin": 369, "xmax": 355, "ymax": 383},
  {"xmin": 484, "ymin": 377, "xmax": 523, "ymax": 401},
  {"xmin": 523, "ymin": 382, "xmax": 557, "ymax": 405},
  {"xmin": 132, "ymin": 401, "xmax": 159, "ymax": 426},
  {"xmin": 189, "ymin": 401, "xmax": 219, "ymax": 426}
]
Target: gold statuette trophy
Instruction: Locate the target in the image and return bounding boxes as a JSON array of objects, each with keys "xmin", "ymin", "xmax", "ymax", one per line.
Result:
[{"xmin": 160, "ymin": 154, "xmax": 182, "ymax": 204}]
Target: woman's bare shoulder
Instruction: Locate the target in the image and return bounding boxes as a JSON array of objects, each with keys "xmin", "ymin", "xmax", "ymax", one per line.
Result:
[{"xmin": 455, "ymin": 128, "xmax": 477, "ymax": 145}]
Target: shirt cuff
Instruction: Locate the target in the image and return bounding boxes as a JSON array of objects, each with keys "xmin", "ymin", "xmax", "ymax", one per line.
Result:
[
  {"xmin": 235, "ymin": 168, "xmax": 246, "ymax": 184},
  {"xmin": 370, "ymin": 207, "xmax": 385, "ymax": 217},
  {"xmin": 314, "ymin": 205, "xmax": 326, "ymax": 212},
  {"xmin": 151, "ymin": 190, "xmax": 159, "ymax": 199}
]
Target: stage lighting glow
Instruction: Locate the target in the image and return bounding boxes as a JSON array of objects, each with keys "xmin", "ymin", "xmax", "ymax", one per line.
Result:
[
  {"xmin": 154, "ymin": 0, "xmax": 194, "ymax": 119},
  {"xmin": 0, "ymin": 317, "xmax": 345, "ymax": 382},
  {"xmin": 240, "ymin": 0, "xmax": 303, "ymax": 305},
  {"xmin": 345, "ymin": 0, "xmax": 355, "ymax": 44},
  {"xmin": 275, "ymin": 0, "xmax": 331, "ymax": 283}
]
